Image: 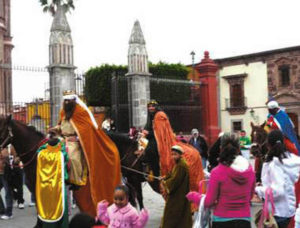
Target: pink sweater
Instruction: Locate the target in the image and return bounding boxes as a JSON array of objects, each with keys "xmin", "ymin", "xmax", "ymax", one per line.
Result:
[
  {"xmin": 97, "ymin": 202, "xmax": 149, "ymax": 228},
  {"xmin": 204, "ymin": 156, "xmax": 255, "ymax": 218}
]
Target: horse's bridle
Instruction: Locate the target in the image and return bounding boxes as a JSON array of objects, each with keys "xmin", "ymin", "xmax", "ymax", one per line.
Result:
[{"xmin": 0, "ymin": 125, "xmax": 13, "ymax": 151}]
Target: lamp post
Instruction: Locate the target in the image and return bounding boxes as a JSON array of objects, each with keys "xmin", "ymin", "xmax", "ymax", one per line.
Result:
[{"xmin": 190, "ymin": 51, "xmax": 195, "ymax": 81}]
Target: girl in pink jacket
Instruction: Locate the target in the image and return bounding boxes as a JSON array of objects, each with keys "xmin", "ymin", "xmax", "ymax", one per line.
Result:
[{"xmin": 97, "ymin": 185, "xmax": 149, "ymax": 228}]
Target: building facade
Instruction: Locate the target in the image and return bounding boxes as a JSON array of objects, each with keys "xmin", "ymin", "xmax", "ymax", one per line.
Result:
[
  {"xmin": 0, "ymin": 0, "xmax": 13, "ymax": 112},
  {"xmin": 213, "ymin": 46, "xmax": 300, "ymax": 135}
]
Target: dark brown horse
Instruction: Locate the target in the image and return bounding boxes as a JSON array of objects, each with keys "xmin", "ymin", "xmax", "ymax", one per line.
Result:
[
  {"xmin": 0, "ymin": 116, "xmax": 150, "ymax": 217},
  {"xmin": 250, "ymin": 121, "xmax": 268, "ymax": 182}
]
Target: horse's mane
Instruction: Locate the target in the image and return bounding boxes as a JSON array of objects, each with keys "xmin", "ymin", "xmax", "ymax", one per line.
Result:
[{"xmin": 11, "ymin": 119, "xmax": 45, "ymax": 138}]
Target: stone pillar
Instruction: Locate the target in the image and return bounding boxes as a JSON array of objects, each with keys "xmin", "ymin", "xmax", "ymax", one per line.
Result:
[
  {"xmin": 126, "ymin": 20, "xmax": 151, "ymax": 129},
  {"xmin": 48, "ymin": 4, "xmax": 75, "ymax": 125},
  {"xmin": 196, "ymin": 51, "xmax": 220, "ymax": 145},
  {"xmin": 127, "ymin": 75, "xmax": 150, "ymax": 128}
]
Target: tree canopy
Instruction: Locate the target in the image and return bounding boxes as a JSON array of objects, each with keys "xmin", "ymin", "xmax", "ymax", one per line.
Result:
[
  {"xmin": 39, "ymin": 0, "xmax": 75, "ymax": 15},
  {"xmin": 84, "ymin": 63, "xmax": 192, "ymax": 107}
]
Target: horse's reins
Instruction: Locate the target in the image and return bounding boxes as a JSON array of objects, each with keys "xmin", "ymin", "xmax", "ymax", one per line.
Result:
[
  {"xmin": 121, "ymin": 165, "xmax": 161, "ymax": 180},
  {"xmin": 1, "ymin": 124, "xmax": 46, "ymax": 168}
]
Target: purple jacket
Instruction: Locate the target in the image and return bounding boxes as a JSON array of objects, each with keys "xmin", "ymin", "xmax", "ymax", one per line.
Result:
[
  {"xmin": 204, "ymin": 156, "xmax": 255, "ymax": 218},
  {"xmin": 97, "ymin": 202, "xmax": 149, "ymax": 228}
]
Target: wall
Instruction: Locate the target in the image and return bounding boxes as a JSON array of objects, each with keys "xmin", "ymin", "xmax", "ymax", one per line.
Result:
[{"xmin": 219, "ymin": 61, "xmax": 269, "ymax": 134}]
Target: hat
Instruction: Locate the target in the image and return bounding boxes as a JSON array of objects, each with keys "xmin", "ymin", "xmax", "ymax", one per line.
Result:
[
  {"xmin": 147, "ymin": 100, "xmax": 158, "ymax": 106},
  {"xmin": 171, "ymin": 145, "xmax": 184, "ymax": 154},
  {"xmin": 191, "ymin": 128, "xmax": 199, "ymax": 134},
  {"xmin": 267, "ymin": 101, "xmax": 279, "ymax": 109}
]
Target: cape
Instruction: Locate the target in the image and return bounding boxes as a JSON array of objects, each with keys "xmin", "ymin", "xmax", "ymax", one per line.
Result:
[
  {"xmin": 61, "ymin": 104, "xmax": 121, "ymax": 216},
  {"xmin": 36, "ymin": 141, "xmax": 68, "ymax": 223},
  {"xmin": 153, "ymin": 111, "xmax": 204, "ymax": 192},
  {"xmin": 269, "ymin": 110, "xmax": 300, "ymax": 154}
]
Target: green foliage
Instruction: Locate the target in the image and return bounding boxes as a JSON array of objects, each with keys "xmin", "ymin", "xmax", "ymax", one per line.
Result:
[
  {"xmin": 149, "ymin": 62, "xmax": 190, "ymax": 105},
  {"xmin": 84, "ymin": 64, "xmax": 127, "ymax": 106},
  {"xmin": 39, "ymin": 0, "xmax": 75, "ymax": 15},
  {"xmin": 84, "ymin": 62, "xmax": 191, "ymax": 106}
]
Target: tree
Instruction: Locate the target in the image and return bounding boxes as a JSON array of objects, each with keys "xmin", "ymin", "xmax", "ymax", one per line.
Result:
[{"xmin": 39, "ymin": 0, "xmax": 75, "ymax": 15}]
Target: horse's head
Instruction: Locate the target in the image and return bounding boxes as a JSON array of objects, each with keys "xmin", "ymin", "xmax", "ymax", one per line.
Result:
[
  {"xmin": 0, "ymin": 115, "xmax": 13, "ymax": 150},
  {"xmin": 250, "ymin": 121, "xmax": 268, "ymax": 157}
]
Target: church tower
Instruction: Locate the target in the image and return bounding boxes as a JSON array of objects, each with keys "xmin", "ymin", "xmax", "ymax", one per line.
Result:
[
  {"xmin": 126, "ymin": 20, "xmax": 151, "ymax": 128},
  {"xmin": 0, "ymin": 0, "xmax": 13, "ymax": 113},
  {"xmin": 48, "ymin": 3, "xmax": 75, "ymax": 125}
]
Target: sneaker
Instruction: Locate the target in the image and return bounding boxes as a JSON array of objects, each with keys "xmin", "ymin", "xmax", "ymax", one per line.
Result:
[
  {"xmin": 29, "ymin": 202, "xmax": 36, "ymax": 207},
  {"xmin": 1, "ymin": 215, "xmax": 13, "ymax": 220},
  {"xmin": 18, "ymin": 203, "xmax": 25, "ymax": 209}
]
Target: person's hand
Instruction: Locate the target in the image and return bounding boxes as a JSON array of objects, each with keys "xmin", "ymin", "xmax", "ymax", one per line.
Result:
[{"xmin": 142, "ymin": 130, "xmax": 149, "ymax": 136}]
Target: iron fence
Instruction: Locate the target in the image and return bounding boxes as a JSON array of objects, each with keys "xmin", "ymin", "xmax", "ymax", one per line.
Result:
[{"xmin": 111, "ymin": 76, "xmax": 203, "ymax": 133}]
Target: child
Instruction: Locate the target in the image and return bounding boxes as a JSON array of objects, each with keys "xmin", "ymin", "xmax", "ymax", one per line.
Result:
[
  {"xmin": 97, "ymin": 185, "xmax": 149, "ymax": 228},
  {"xmin": 160, "ymin": 145, "xmax": 192, "ymax": 228}
]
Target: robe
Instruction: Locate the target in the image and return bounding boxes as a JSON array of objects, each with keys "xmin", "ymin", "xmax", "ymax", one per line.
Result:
[{"xmin": 161, "ymin": 158, "xmax": 192, "ymax": 228}]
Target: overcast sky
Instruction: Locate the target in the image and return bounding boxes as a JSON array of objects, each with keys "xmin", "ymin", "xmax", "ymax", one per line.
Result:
[{"xmin": 11, "ymin": 0, "xmax": 300, "ymax": 101}]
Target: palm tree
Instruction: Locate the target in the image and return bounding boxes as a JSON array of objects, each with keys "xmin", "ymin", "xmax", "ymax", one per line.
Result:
[{"xmin": 39, "ymin": 0, "xmax": 75, "ymax": 16}]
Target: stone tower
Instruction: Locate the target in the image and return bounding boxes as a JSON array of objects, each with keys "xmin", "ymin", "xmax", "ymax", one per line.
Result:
[
  {"xmin": 0, "ymin": 0, "xmax": 13, "ymax": 113},
  {"xmin": 126, "ymin": 20, "xmax": 151, "ymax": 128},
  {"xmin": 48, "ymin": 3, "xmax": 75, "ymax": 125}
]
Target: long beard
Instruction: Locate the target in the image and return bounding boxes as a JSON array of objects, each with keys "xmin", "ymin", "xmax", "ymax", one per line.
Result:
[{"xmin": 63, "ymin": 101, "xmax": 76, "ymax": 120}]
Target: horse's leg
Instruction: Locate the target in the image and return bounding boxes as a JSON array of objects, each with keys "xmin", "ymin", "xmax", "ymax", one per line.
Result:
[
  {"xmin": 135, "ymin": 180, "xmax": 144, "ymax": 209},
  {"xmin": 126, "ymin": 176, "xmax": 137, "ymax": 208}
]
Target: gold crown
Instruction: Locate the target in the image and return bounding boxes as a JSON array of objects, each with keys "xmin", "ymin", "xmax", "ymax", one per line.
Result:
[
  {"xmin": 63, "ymin": 90, "xmax": 76, "ymax": 96},
  {"xmin": 147, "ymin": 100, "xmax": 158, "ymax": 106}
]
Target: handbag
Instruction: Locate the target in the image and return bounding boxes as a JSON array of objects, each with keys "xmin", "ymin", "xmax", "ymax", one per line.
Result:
[
  {"xmin": 255, "ymin": 187, "xmax": 278, "ymax": 228},
  {"xmin": 193, "ymin": 180, "xmax": 211, "ymax": 228}
]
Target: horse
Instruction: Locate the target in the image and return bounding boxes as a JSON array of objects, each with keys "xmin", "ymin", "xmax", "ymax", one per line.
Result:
[
  {"xmin": 250, "ymin": 121, "xmax": 268, "ymax": 182},
  {"xmin": 0, "ymin": 115, "xmax": 150, "ymax": 227}
]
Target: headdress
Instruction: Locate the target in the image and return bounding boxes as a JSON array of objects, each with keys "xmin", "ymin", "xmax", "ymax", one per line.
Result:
[
  {"xmin": 171, "ymin": 145, "xmax": 184, "ymax": 154},
  {"xmin": 147, "ymin": 100, "xmax": 158, "ymax": 107},
  {"xmin": 267, "ymin": 100, "xmax": 279, "ymax": 109},
  {"xmin": 62, "ymin": 91, "xmax": 98, "ymax": 129},
  {"xmin": 63, "ymin": 90, "xmax": 76, "ymax": 100}
]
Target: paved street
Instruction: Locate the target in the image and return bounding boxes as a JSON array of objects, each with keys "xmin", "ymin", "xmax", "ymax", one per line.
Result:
[{"xmin": 0, "ymin": 177, "xmax": 261, "ymax": 228}]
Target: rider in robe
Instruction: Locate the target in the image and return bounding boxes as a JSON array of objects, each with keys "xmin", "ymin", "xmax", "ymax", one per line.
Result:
[
  {"xmin": 51, "ymin": 90, "xmax": 121, "ymax": 216},
  {"xmin": 52, "ymin": 92, "xmax": 88, "ymax": 187},
  {"xmin": 142, "ymin": 100, "xmax": 204, "ymax": 198},
  {"xmin": 265, "ymin": 100, "xmax": 300, "ymax": 154}
]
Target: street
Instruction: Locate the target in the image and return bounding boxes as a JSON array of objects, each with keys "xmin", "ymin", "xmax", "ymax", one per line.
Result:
[{"xmin": 0, "ymin": 181, "xmax": 262, "ymax": 228}]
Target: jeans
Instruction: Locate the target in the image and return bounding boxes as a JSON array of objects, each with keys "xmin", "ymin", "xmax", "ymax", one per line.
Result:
[
  {"xmin": 202, "ymin": 157, "xmax": 207, "ymax": 169},
  {"xmin": 12, "ymin": 168, "xmax": 24, "ymax": 204},
  {"xmin": 212, "ymin": 220, "xmax": 251, "ymax": 228},
  {"xmin": 274, "ymin": 216, "xmax": 291, "ymax": 228},
  {"xmin": 0, "ymin": 174, "xmax": 13, "ymax": 216}
]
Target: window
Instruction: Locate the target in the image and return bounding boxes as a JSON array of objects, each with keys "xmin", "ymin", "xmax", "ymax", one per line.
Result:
[
  {"xmin": 279, "ymin": 65, "xmax": 290, "ymax": 86},
  {"xmin": 232, "ymin": 120, "xmax": 242, "ymax": 132},
  {"xmin": 231, "ymin": 84, "xmax": 244, "ymax": 107}
]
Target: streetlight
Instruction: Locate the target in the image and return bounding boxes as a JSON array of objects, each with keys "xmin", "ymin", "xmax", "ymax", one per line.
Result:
[{"xmin": 190, "ymin": 51, "xmax": 195, "ymax": 81}]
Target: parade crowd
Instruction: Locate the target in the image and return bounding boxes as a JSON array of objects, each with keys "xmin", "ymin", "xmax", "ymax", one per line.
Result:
[{"xmin": 2, "ymin": 95, "xmax": 300, "ymax": 228}]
